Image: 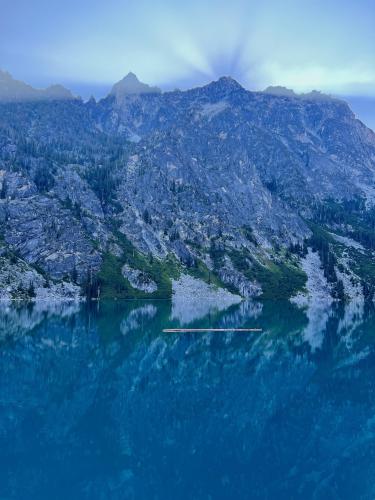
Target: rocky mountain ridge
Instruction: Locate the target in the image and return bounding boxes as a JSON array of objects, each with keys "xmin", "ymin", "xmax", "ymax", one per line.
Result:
[
  {"xmin": 0, "ymin": 70, "xmax": 75, "ymax": 102},
  {"xmin": 109, "ymin": 72, "xmax": 162, "ymax": 100},
  {"xmin": 1, "ymin": 72, "xmax": 375, "ymax": 302}
]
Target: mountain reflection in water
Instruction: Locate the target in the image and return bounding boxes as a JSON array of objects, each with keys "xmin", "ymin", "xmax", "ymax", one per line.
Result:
[{"xmin": 0, "ymin": 299, "xmax": 374, "ymax": 500}]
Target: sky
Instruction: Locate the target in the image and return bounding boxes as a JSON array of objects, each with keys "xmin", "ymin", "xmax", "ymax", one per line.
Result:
[{"xmin": 1, "ymin": 0, "xmax": 375, "ymax": 102}]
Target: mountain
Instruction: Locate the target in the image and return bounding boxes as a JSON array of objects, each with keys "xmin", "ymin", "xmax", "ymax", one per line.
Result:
[
  {"xmin": 264, "ymin": 85, "xmax": 334, "ymax": 101},
  {"xmin": 1, "ymin": 73, "xmax": 375, "ymax": 302},
  {"xmin": 109, "ymin": 72, "xmax": 161, "ymax": 101},
  {"xmin": 263, "ymin": 86, "xmax": 297, "ymax": 97},
  {"xmin": 0, "ymin": 70, "xmax": 75, "ymax": 102}
]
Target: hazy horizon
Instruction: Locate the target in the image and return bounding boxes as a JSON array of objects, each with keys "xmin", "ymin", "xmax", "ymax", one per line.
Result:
[
  {"xmin": 2, "ymin": 0, "xmax": 374, "ymax": 94},
  {"xmin": 1, "ymin": 0, "xmax": 375, "ymax": 129}
]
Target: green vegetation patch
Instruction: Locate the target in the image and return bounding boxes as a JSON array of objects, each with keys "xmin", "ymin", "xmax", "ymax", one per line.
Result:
[
  {"xmin": 229, "ymin": 248, "xmax": 307, "ymax": 300},
  {"xmin": 186, "ymin": 258, "xmax": 231, "ymax": 291},
  {"xmin": 313, "ymin": 197, "xmax": 375, "ymax": 251},
  {"xmin": 97, "ymin": 231, "xmax": 180, "ymax": 299}
]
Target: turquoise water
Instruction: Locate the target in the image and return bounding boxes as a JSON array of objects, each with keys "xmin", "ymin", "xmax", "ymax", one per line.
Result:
[{"xmin": 0, "ymin": 299, "xmax": 375, "ymax": 499}]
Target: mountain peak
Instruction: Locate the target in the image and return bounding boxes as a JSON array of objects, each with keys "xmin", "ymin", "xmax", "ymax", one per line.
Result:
[
  {"xmin": 0, "ymin": 70, "xmax": 75, "ymax": 102},
  {"xmin": 216, "ymin": 76, "xmax": 243, "ymax": 89},
  {"xmin": 109, "ymin": 73, "xmax": 162, "ymax": 99},
  {"xmin": 124, "ymin": 72, "xmax": 138, "ymax": 80},
  {"xmin": 203, "ymin": 76, "xmax": 244, "ymax": 94},
  {"xmin": 0, "ymin": 70, "xmax": 36, "ymax": 101},
  {"xmin": 44, "ymin": 84, "xmax": 75, "ymax": 100}
]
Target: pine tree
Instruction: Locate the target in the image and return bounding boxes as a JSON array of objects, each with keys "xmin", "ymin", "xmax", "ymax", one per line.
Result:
[
  {"xmin": 0, "ymin": 178, "xmax": 7, "ymax": 199},
  {"xmin": 28, "ymin": 281, "xmax": 36, "ymax": 298}
]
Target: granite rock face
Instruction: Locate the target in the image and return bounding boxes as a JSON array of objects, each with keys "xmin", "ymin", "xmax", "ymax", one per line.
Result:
[
  {"xmin": 121, "ymin": 264, "xmax": 158, "ymax": 293},
  {"xmin": 1, "ymin": 74, "xmax": 375, "ymax": 301},
  {"xmin": 1, "ymin": 171, "xmax": 102, "ymax": 280}
]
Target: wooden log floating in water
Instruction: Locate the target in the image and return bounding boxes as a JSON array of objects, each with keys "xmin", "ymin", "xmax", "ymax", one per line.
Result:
[{"xmin": 163, "ymin": 328, "xmax": 262, "ymax": 333}]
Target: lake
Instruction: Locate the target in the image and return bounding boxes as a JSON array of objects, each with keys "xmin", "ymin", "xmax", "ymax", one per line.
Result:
[{"xmin": 0, "ymin": 299, "xmax": 374, "ymax": 499}]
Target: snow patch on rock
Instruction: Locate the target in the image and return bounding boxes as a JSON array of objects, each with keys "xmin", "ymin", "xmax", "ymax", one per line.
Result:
[{"xmin": 291, "ymin": 249, "xmax": 333, "ymax": 306}]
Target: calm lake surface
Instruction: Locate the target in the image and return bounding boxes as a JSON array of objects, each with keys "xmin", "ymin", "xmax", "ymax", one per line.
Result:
[{"xmin": 0, "ymin": 299, "xmax": 375, "ymax": 499}]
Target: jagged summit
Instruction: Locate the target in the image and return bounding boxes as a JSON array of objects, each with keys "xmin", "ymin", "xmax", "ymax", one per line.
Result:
[
  {"xmin": 263, "ymin": 86, "xmax": 297, "ymax": 97},
  {"xmin": 0, "ymin": 69, "xmax": 75, "ymax": 102},
  {"xmin": 301, "ymin": 90, "xmax": 334, "ymax": 101},
  {"xmin": 263, "ymin": 85, "xmax": 334, "ymax": 102},
  {"xmin": 205, "ymin": 76, "xmax": 244, "ymax": 92},
  {"xmin": 0, "ymin": 69, "xmax": 38, "ymax": 101},
  {"xmin": 218, "ymin": 75, "xmax": 242, "ymax": 85},
  {"xmin": 109, "ymin": 72, "xmax": 162, "ymax": 99},
  {"xmin": 44, "ymin": 84, "xmax": 75, "ymax": 100}
]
